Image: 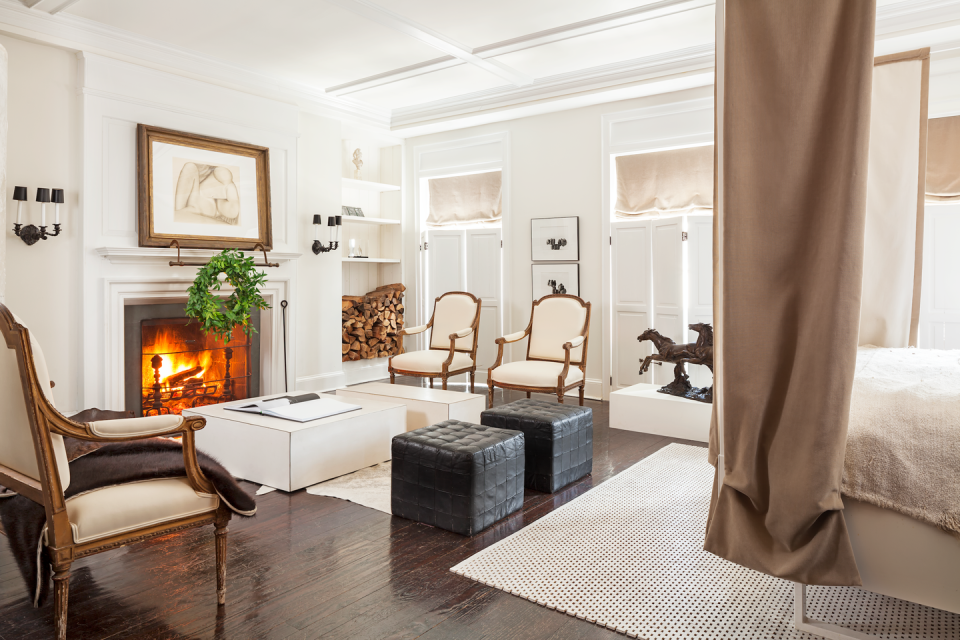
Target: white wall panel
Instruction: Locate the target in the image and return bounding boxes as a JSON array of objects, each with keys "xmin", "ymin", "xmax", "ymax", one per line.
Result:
[
  {"xmin": 919, "ymin": 204, "xmax": 960, "ymax": 349},
  {"xmin": 612, "ymin": 220, "xmax": 652, "ymax": 389},
  {"xmin": 467, "ymin": 228, "xmax": 501, "ymax": 373}
]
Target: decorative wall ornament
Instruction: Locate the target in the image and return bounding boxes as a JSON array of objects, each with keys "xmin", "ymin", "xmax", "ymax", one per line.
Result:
[
  {"xmin": 312, "ymin": 215, "xmax": 341, "ymax": 254},
  {"xmin": 341, "ymin": 205, "xmax": 364, "ymax": 217},
  {"xmin": 11, "ymin": 187, "xmax": 64, "ymax": 246},
  {"xmin": 352, "ymin": 148, "xmax": 363, "ymax": 180},
  {"xmin": 532, "ymin": 263, "xmax": 579, "ymax": 299},
  {"xmin": 137, "ymin": 124, "xmax": 272, "ymax": 250},
  {"xmin": 531, "ymin": 216, "xmax": 579, "ymax": 261},
  {"xmin": 184, "ymin": 248, "xmax": 271, "ymax": 343},
  {"xmin": 637, "ymin": 323, "xmax": 713, "ymax": 403}
]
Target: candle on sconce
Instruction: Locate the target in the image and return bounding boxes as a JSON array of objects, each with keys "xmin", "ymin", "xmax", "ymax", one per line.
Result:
[
  {"xmin": 36, "ymin": 188, "xmax": 50, "ymax": 228},
  {"xmin": 13, "ymin": 186, "xmax": 27, "ymax": 224},
  {"xmin": 52, "ymin": 189, "xmax": 64, "ymax": 225}
]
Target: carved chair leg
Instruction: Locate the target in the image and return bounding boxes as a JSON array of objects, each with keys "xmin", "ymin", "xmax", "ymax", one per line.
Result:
[
  {"xmin": 470, "ymin": 371, "xmax": 475, "ymax": 394},
  {"xmin": 390, "ymin": 372, "xmax": 395, "ymax": 384},
  {"xmin": 442, "ymin": 376, "xmax": 448, "ymax": 391},
  {"xmin": 557, "ymin": 389, "xmax": 565, "ymax": 404},
  {"xmin": 429, "ymin": 378, "xmax": 434, "ymax": 388},
  {"xmin": 215, "ymin": 510, "xmax": 231, "ymax": 606},
  {"xmin": 488, "ymin": 382, "xmax": 495, "ymax": 408},
  {"xmin": 53, "ymin": 562, "xmax": 71, "ymax": 640},
  {"xmin": 579, "ymin": 384, "xmax": 585, "ymax": 406},
  {"xmin": 526, "ymin": 391, "xmax": 531, "ymax": 398}
]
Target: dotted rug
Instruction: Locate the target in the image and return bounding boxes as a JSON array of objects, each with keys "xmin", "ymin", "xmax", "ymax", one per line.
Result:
[{"xmin": 450, "ymin": 444, "xmax": 960, "ymax": 639}]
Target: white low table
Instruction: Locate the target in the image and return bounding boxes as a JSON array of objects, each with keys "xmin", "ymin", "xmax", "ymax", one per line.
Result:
[
  {"xmin": 336, "ymin": 382, "xmax": 485, "ymax": 432},
  {"xmin": 610, "ymin": 383, "xmax": 711, "ymax": 442},
  {"xmin": 185, "ymin": 392, "xmax": 406, "ymax": 492}
]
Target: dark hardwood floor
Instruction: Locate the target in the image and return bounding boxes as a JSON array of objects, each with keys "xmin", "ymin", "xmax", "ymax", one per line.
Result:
[{"xmin": 0, "ymin": 380, "xmax": 704, "ymax": 639}]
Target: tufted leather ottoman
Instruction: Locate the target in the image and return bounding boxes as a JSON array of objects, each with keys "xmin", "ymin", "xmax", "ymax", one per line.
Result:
[
  {"xmin": 480, "ymin": 399, "xmax": 592, "ymax": 493},
  {"xmin": 391, "ymin": 420, "xmax": 525, "ymax": 536}
]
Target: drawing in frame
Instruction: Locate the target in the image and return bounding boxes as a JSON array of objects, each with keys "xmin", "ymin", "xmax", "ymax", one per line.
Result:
[
  {"xmin": 531, "ymin": 216, "xmax": 579, "ymax": 261},
  {"xmin": 137, "ymin": 124, "xmax": 272, "ymax": 250},
  {"xmin": 532, "ymin": 263, "xmax": 580, "ymax": 299}
]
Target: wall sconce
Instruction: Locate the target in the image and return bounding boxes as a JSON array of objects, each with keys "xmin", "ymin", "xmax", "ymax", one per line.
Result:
[
  {"xmin": 12, "ymin": 186, "xmax": 64, "ymax": 246},
  {"xmin": 312, "ymin": 214, "xmax": 341, "ymax": 254},
  {"xmin": 546, "ymin": 238, "xmax": 567, "ymax": 250}
]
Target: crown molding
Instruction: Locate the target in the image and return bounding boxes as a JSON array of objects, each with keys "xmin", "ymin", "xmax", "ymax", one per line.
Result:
[
  {"xmin": 0, "ymin": 0, "xmax": 391, "ymax": 128},
  {"xmin": 876, "ymin": 0, "xmax": 960, "ymax": 37}
]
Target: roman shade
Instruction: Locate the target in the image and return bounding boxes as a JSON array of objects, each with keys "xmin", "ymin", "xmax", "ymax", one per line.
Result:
[
  {"xmin": 926, "ymin": 115, "xmax": 960, "ymax": 202},
  {"xmin": 705, "ymin": 0, "xmax": 875, "ymax": 587},
  {"xmin": 427, "ymin": 171, "xmax": 502, "ymax": 227},
  {"xmin": 859, "ymin": 49, "xmax": 930, "ymax": 349},
  {"xmin": 614, "ymin": 145, "xmax": 713, "ymax": 217}
]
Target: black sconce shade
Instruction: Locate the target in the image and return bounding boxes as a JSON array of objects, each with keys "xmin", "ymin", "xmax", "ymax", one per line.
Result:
[
  {"xmin": 13, "ymin": 186, "xmax": 27, "ymax": 201},
  {"xmin": 327, "ymin": 216, "xmax": 336, "ymax": 227},
  {"xmin": 52, "ymin": 189, "xmax": 64, "ymax": 204},
  {"xmin": 36, "ymin": 188, "xmax": 50, "ymax": 203},
  {"xmin": 335, "ymin": 215, "xmax": 342, "ymax": 226},
  {"xmin": 312, "ymin": 214, "xmax": 322, "ymax": 225}
]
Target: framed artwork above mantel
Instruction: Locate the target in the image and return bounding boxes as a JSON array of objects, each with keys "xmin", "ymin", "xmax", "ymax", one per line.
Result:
[{"xmin": 137, "ymin": 124, "xmax": 273, "ymax": 250}]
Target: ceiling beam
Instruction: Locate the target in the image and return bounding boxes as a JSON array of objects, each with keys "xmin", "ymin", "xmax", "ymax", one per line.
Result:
[
  {"xmin": 323, "ymin": 0, "xmax": 533, "ymax": 88},
  {"xmin": 326, "ymin": 0, "xmax": 712, "ymax": 96},
  {"xmin": 25, "ymin": 0, "xmax": 82, "ymax": 14}
]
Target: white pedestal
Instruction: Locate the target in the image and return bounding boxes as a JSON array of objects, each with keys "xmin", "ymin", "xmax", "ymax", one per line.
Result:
[
  {"xmin": 610, "ymin": 383, "xmax": 711, "ymax": 442},
  {"xmin": 185, "ymin": 392, "xmax": 406, "ymax": 492},
  {"xmin": 336, "ymin": 382, "xmax": 485, "ymax": 432}
]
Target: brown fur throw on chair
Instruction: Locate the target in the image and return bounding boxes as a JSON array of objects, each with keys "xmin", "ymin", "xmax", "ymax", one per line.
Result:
[{"xmin": 0, "ymin": 438, "xmax": 256, "ymax": 606}]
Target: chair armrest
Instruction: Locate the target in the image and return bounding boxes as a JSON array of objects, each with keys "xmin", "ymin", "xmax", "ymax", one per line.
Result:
[
  {"xmin": 400, "ymin": 324, "xmax": 428, "ymax": 336},
  {"xmin": 564, "ymin": 335, "xmax": 585, "ymax": 349},
  {"xmin": 496, "ymin": 330, "xmax": 528, "ymax": 345},
  {"xmin": 449, "ymin": 327, "xmax": 473, "ymax": 340},
  {"xmin": 88, "ymin": 415, "xmax": 189, "ymax": 439}
]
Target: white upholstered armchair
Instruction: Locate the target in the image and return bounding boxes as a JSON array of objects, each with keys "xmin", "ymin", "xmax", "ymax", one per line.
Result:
[
  {"xmin": 488, "ymin": 294, "xmax": 592, "ymax": 407},
  {"xmin": 389, "ymin": 291, "xmax": 482, "ymax": 392},
  {"xmin": 0, "ymin": 305, "xmax": 231, "ymax": 640}
]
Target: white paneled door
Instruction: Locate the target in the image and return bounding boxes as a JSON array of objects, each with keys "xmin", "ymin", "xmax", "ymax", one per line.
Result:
[
  {"xmin": 919, "ymin": 204, "xmax": 960, "ymax": 348},
  {"xmin": 685, "ymin": 215, "xmax": 714, "ymax": 388},
  {"xmin": 425, "ymin": 228, "xmax": 502, "ymax": 378},
  {"xmin": 612, "ymin": 220, "xmax": 652, "ymax": 390},
  {"xmin": 651, "ymin": 218, "xmax": 684, "ymax": 386}
]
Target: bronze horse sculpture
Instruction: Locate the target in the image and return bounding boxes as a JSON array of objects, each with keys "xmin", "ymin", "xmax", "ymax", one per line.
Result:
[{"xmin": 637, "ymin": 323, "xmax": 714, "ymax": 403}]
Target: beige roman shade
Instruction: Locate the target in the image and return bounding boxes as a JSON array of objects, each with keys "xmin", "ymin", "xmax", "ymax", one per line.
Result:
[
  {"xmin": 614, "ymin": 145, "xmax": 713, "ymax": 217},
  {"xmin": 704, "ymin": 0, "xmax": 875, "ymax": 587},
  {"xmin": 427, "ymin": 171, "xmax": 502, "ymax": 227},
  {"xmin": 926, "ymin": 115, "xmax": 960, "ymax": 202}
]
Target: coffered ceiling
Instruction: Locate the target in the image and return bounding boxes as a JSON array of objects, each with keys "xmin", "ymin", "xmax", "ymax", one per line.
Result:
[{"xmin": 6, "ymin": 0, "xmax": 960, "ymax": 135}]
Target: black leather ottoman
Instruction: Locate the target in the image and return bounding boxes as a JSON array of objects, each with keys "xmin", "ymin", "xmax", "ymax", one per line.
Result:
[
  {"xmin": 481, "ymin": 399, "xmax": 592, "ymax": 493},
  {"xmin": 391, "ymin": 420, "xmax": 525, "ymax": 536}
]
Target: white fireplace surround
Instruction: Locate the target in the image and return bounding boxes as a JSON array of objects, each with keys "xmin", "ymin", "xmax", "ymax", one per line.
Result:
[{"xmin": 102, "ymin": 276, "xmax": 293, "ymax": 412}]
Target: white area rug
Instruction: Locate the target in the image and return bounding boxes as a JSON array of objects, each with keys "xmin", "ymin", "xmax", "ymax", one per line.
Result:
[
  {"xmin": 451, "ymin": 444, "xmax": 960, "ymax": 639},
  {"xmin": 305, "ymin": 461, "xmax": 392, "ymax": 514}
]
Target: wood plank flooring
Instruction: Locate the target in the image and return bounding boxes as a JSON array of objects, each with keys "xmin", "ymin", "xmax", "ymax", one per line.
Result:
[{"xmin": 0, "ymin": 380, "xmax": 705, "ymax": 639}]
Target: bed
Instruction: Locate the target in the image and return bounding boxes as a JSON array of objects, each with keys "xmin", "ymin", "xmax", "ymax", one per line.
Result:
[{"xmin": 795, "ymin": 346, "xmax": 960, "ymax": 638}]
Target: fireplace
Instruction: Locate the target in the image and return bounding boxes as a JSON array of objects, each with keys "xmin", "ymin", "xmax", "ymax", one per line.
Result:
[{"xmin": 124, "ymin": 303, "xmax": 260, "ymax": 417}]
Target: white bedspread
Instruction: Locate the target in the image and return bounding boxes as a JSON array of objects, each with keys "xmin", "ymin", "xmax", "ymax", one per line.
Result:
[{"xmin": 844, "ymin": 346, "xmax": 960, "ymax": 537}]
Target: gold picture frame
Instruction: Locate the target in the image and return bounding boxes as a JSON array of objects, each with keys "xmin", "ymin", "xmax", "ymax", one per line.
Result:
[{"xmin": 137, "ymin": 124, "xmax": 272, "ymax": 250}]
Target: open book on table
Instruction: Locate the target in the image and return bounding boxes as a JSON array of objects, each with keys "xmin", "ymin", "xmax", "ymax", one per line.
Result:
[{"xmin": 226, "ymin": 393, "xmax": 361, "ymax": 423}]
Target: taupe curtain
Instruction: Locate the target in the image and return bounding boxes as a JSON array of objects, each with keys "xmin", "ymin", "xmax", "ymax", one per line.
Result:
[
  {"xmin": 704, "ymin": 0, "xmax": 875, "ymax": 587},
  {"xmin": 614, "ymin": 145, "xmax": 713, "ymax": 217},
  {"xmin": 859, "ymin": 49, "xmax": 930, "ymax": 349},
  {"xmin": 926, "ymin": 115, "xmax": 960, "ymax": 202},
  {"xmin": 427, "ymin": 171, "xmax": 502, "ymax": 227}
]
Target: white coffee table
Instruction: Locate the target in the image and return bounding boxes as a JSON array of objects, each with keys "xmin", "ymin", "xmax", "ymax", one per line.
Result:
[
  {"xmin": 335, "ymin": 382, "xmax": 486, "ymax": 432},
  {"xmin": 184, "ymin": 392, "xmax": 406, "ymax": 492}
]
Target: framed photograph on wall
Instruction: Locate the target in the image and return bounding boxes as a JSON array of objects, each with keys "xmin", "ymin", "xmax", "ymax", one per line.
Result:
[
  {"xmin": 531, "ymin": 216, "xmax": 579, "ymax": 261},
  {"xmin": 532, "ymin": 263, "xmax": 580, "ymax": 299},
  {"xmin": 137, "ymin": 124, "xmax": 272, "ymax": 250}
]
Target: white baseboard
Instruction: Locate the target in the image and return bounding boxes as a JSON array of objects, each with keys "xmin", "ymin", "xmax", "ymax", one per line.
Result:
[{"xmin": 296, "ymin": 361, "xmax": 391, "ymax": 393}]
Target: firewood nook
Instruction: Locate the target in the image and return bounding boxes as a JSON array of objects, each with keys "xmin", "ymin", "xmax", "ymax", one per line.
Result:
[{"xmin": 341, "ymin": 283, "xmax": 405, "ymax": 361}]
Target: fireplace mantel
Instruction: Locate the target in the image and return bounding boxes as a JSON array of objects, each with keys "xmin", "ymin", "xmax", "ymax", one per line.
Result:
[{"xmin": 95, "ymin": 247, "xmax": 303, "ymax": 265}]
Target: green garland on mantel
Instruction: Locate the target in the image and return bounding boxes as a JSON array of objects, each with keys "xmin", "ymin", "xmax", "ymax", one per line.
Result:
[{"xmin": 185, "ymin": 249, "xmax": 271, "ymax": 343}]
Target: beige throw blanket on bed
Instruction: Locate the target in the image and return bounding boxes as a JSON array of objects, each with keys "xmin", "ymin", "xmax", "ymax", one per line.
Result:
[{"xmin": 844, "ymin": 346, "xmax": 960, "ymax": 537}]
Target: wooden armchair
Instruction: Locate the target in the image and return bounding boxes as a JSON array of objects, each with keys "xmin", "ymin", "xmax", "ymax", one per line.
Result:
[
  {"xmin": 0, "ymin": 305, "xmax": 231, "ymax": 640},
  {"xmin": 488, "ymin": 294, "xmax": 591, "ymax": 408},
  {"xmin": 389, "ymin": 291, "xmax": 482, "ymax": 392}
]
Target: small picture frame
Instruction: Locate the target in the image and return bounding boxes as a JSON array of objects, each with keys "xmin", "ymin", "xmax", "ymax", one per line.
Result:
[
  {"xmin": 532, "ymin": 263, "xmax": 580, "ymax": 299},
  {"xmin": 137, "ymin": 124, "xmax": 272, "ymax": 250},
  {"xmin": 341, "ymin": 206, "xmax": 365, "ymax": 217},
  {"xmin": 531, "ymin": 216, "xmax": 579, "ymax": 261}
]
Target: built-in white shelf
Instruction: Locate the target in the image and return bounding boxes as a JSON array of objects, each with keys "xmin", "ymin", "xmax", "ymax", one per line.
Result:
[
  {"xmin": 342, "ymin": 257, "xmax": 401, "ymax": 264},
  {"xmin": 342, "ymin": 177, "xmax": 400, "ymax": 192},
  {"xmin": 341, "ymin": 216, "xmax": 401, "ymax": 226}
]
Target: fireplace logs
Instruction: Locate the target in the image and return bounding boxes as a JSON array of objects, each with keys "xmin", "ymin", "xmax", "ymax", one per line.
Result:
[{"xmin": 342, "ymin": 283, "xmax": 405, "ymax": 361}]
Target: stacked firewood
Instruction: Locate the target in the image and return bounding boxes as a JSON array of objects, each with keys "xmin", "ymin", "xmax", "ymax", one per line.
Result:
[{"xmin": 341, "ymin": 283, "xmax": 406, "ymax": 361}]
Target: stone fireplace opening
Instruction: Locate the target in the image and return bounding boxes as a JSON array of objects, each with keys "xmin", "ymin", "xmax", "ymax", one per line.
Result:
[{"xmin": 124, "ymin": 303, "xmax": 260, "ymax": 416}]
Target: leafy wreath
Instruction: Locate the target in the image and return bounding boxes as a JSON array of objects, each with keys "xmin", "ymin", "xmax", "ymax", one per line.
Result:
[{"xmin": 185, "ymin": 249, "xmax": 271, "ymax": 343}]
